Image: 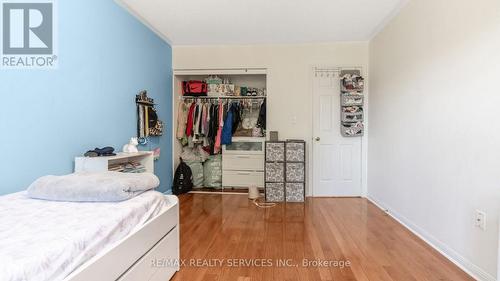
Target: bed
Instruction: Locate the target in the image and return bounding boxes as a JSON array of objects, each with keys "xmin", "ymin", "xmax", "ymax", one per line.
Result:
[{"xmin": 0, "ymin": 190, "xmax": 179, "ymax": 281}]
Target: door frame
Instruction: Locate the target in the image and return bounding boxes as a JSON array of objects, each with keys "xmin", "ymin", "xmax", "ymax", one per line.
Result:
[{"xmin": 309, "ymin": 65, "xmax": 368, "ymax": 197}]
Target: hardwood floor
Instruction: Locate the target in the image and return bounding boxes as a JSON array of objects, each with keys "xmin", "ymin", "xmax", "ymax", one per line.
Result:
[{"xmin": 171, "ymin": 194, "xmax": 472, "ymax": 281}]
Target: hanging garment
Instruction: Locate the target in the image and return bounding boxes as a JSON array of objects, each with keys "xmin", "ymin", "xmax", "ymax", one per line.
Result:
[
  {"xmin": 231, "ymin": 102, "xmax": 241, "ymax": 135},
  {"xmin": 209, "ymin": 104, "xmax": 219, "ymax": 154},
  {"xmin": 192, "ymin": 103, "xmax": 202, "ymax": 142},
  {"xmin": 221, "ymin": 104, "xmax": 235, "ymax": 145},
  {"xmin": 176, "ymin": 101, "xmax": 188, "ymax": 139},
  {"xmin": 185, "ymin": 102, "xmax": 196, "ymax": 137},
  {"xmin": 207, "ymin": 103, "xmax": 214, "ymax": 140},
  {"xmin": 201, "ymin": 103, "xmax": 209, "ymax": 146},
  {"xmin": 197, "ymin": 103, "xmax": 203, "ymax": 136},
  {"xmin": 214, "ymin": 101, "xmax": 224, "ymax": 153},
  {"xmin": 256, "ymin": 99, "xmax": 266, "ymax": 130},
  {"xmin": 202, "ymin": 103, "xmax": 208, "ymax": 136},
  {"xmin": 138, "ymin": 105, "xmax": 144, "ymax": 138}
]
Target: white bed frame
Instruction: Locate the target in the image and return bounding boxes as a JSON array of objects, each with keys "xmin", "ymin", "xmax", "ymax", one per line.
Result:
[{"xmin": 62, "ymin": 195, "xmax": 180, "ymax": 281}]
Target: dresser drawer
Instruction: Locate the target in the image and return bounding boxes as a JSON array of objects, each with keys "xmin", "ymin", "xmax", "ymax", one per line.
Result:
[
  {"xmin": 222, "ymin": 171, "xmax": 264, "ymax": 188},
  {"xmin": 222, "ymin": 154, "xmax": 264, "ymax": 171},
  {"xmin": 223, "ymin": 137, "xmax": 265, "ymax": 155}
]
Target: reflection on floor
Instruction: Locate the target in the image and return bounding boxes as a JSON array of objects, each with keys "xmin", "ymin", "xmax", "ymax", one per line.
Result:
[{"xmin": 172, "ymin": 194, "xmax": 472, "ymax": 281}]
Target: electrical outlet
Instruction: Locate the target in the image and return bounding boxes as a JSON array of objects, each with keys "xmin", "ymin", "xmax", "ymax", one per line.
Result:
[{"xmin": 475, "ymin": 210, "xmax": 486, "ymax": 231}]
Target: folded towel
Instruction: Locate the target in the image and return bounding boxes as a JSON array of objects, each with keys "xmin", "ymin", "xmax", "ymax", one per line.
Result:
[{"xmin": 27, "ymin": 172, "xmax": 160, "ymax": 202}]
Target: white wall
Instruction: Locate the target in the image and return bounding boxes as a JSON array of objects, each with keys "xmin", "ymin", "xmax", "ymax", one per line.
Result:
[
  {"xmin": 369, "ymin": 0, "xmax": 500, "ymax": 280},
  {"xmin": 173, "ymin": 43, "xmax": 369, "ymax": 195}
]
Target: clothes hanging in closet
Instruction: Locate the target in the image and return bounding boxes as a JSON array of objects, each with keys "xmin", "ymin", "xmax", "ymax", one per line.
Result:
[
  {"xmin": 185, "ymin": 102, "xmax": 196, "ymax": 137},
  {"xmin": 176, "ymin": 98, "xmax": 265, "ymax": 154},
  {"xmin": 176, "ymin": 100, "xmax": 187, "ymax": 139},
  {"xmin": 257, "ymin": 98, "xmax": 266, "ymax": 130},
  {"xmin": 221, "ymin": 106, "xmax": 234, "ymax": 145},
  {"xmin": 214, "ymin": 101, "xmax": 224, "ymax": 153},
  {"xmin": 231, "ymin": 103, "xmax": 241, "ymax": 135}
]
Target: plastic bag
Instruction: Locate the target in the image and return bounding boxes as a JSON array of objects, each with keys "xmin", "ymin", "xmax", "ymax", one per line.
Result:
[
  {"xmin": 185, "ymin": 160, "xmax": 204, "ymax": 187},
  {"xmin": 203, "ymin": 155, "xmax": 222, "ymax": 188},
  {"xmin": 180, "ymin": 146, "xmax": 209, "ymax": 162}
]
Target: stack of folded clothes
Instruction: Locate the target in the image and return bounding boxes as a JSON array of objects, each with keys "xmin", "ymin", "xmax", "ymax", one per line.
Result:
[
  {"xmin": 84, "ymin": 147, "xmax": 117, "ymax": 157},
  {"xmin": 108, "ymin": 161, "xmax": 146, "ymax": 173}
]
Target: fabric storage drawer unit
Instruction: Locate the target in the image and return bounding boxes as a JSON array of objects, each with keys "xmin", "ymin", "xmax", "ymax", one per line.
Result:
[
  {"xmin": 265, "ymin": 140, "xmax": 306, "ymax": 203},
  {"xmin": 265, "ymin": 163, "xmax": 285, "ymax": 182},
  {"xmin": 266, "ymin": 142, "xmax": 285, "ymax": 162},
  {"xmin": 286, "ymin": 162, "xmax": 305, "ymax": 182},
  {"xmin": 285, "ymin": 142, "xmax": 305, "ymax": 162},
  {"xmin": 284, "ymin": 140, "xmax": 306, "ymax": 203},
  {"xmin": 266, "ymin": 183, "xmax": 285, "ymax": 202},
  {"xmin": 222, "ymin": 137, "xmax": 265, "ymax": 189},
  {"xmin": 286, "ymin": 183, "xmax": 305, "ymax": 202}
]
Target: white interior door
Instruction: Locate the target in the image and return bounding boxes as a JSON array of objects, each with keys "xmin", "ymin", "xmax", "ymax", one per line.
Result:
[{"xmin": 312, "ymin": 71, "xmax": 362, "ymax": 197}]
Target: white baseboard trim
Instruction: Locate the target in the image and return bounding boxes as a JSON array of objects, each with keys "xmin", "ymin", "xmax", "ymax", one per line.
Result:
[{"xmin": 366, "ymin": 195, "xmax": 496, "ymax": 281}]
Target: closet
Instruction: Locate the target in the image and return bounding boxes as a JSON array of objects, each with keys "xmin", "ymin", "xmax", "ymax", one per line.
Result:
[{"xmin": 172, "ymin": 68, "xmax": 267, "ymax": 191}]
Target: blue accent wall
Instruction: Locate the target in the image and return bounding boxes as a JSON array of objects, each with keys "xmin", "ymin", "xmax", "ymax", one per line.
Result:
[{"xmin": 0, "ymin": 0, "xmax": 172, "ymax": 195}]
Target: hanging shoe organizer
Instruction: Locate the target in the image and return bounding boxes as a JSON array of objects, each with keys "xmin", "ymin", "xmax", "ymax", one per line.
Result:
[{"xmin": 340, "ymin": 70, "xmax": 364, "ymax": 137}]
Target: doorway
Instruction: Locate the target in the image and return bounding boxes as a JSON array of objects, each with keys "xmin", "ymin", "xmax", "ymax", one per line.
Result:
[{"xmin": 312, "ymin": 68, "xmax": 362, "ymax": 197}]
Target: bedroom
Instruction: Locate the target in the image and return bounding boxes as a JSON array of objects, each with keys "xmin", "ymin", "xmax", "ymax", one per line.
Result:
[{"xmin": 0, "ymin": 0, "xmax": 498, "ymax": 280}]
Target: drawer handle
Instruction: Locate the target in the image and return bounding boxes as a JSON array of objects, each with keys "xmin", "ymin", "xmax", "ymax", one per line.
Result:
[
  {"xmin": 237, "ymin": 172, "xmax": 252, "ymax": 175},
  {"xmin": 236, "ymin": 156, "xmax": 251, "ymax": 159}
]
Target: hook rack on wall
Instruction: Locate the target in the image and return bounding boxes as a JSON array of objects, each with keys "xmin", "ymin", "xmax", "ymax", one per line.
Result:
[{"xmin": 136, "ymin": 90, "xmax": 164, "ymax": 144}]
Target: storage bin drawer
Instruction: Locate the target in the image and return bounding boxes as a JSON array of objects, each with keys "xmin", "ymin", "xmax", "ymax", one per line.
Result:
[
  {"xmin": 265, "ymin": 163, "xmax": 285, "ymax": 182},
  {"xmin": 286, "ymin": 183, "xmax": 305, "ymax": 202},
  {"xmin": 341, "ymin": 94, "xmax": 364, "ymax": 106},
  {"xmin": 342, "ymin": 112, "xmax": 363, "ymax": 122},
  {"xmin": 266, "ymin": 142, "xmax": 285, "ymax": 162},
  {"xmin": 341, "ymin": 122, "xmax": 364, "ymax": 137},
  {"xmin": 118, "ymin": 226, "xmax": 179, "ymax": 281},
  {"xmin": 266, "ymin": 183, "xmax": 284, "ymax": 202},
  {"xmin": 286, "ymin": 162, "xmax": 305, "ymax": 182},
  {"xmin": 223, "ymin": 137, "xmax": 264, "ymax": 155},
  {"xmin": 222, "ymin": 171, "xmax": 264, "ymax": 188},
  {"xmin": 285, "ymin": 142, "xmax": 305, "ymax": 162},
  {"xmin": 222, "ymin": 154, "xmax": 264, "ymax": 171}
]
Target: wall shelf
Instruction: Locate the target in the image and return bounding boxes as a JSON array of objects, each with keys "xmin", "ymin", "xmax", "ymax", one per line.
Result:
[{"xmin": 75, "ymin": 151, "xmax": 154, "ymax": 173}]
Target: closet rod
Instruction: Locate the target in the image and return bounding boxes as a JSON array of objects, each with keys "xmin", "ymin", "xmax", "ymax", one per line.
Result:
[{"xmin": 179, "ymin": 96, "xmax": 266, "ymax": 100}]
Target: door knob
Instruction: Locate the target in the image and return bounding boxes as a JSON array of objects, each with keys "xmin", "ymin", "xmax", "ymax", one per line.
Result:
[{"xmin": 315, "ymin": 137, "xmax": 321, "ymax": 141}]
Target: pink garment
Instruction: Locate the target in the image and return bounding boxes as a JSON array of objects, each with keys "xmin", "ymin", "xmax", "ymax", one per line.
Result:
[
  {"xmin": 201, "ymin": 103, "xmax": 208, "ymax": 135},
  {"xmin": 214, "ymin": 101, "xmax": 224, "ymax": 153},
  {"xmin": 176, "ymin": 101, "xmax": 188, "ymax": 139}
]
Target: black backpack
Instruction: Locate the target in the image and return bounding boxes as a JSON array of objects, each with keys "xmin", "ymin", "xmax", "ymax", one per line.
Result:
[{"xmin": 172, "ymin": 158, "xmax": 193, "ymax": 195}]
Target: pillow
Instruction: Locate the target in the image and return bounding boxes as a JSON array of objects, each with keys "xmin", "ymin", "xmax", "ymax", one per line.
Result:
[{"xmin": 27, "ymin": 172, "xmax": 160, "ymax": 202}]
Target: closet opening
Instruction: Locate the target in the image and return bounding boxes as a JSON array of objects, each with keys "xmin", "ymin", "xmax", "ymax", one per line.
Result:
[{"xmin": 172, "ymin": 69, "xmax": 267, "ymax": 195}]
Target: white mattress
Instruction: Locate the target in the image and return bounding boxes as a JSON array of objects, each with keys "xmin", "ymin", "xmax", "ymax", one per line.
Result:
[{"xmin": 0, "ymin": 191, "xmax": 170, "ymax": 281}]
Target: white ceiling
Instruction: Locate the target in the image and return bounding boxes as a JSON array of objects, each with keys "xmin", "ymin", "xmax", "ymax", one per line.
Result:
[{"xmin": 117, "ymin": 0, "xmax": 407, "ymax": 45}]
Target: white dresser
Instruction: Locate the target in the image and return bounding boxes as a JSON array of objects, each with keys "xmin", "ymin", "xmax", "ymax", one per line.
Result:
[{"xmin": 222, "ymin": 137, "xmax": 265, "ymax": 189}]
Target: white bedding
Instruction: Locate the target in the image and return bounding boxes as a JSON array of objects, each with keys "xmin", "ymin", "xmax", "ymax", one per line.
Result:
[{"xmin": 0, "ymin": 191, "xmax": 170, "ymax": 281}]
